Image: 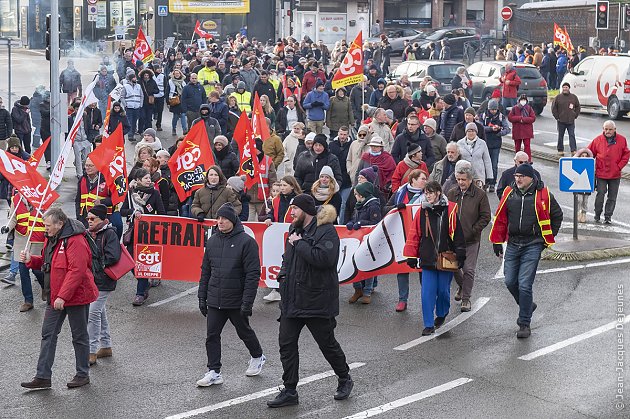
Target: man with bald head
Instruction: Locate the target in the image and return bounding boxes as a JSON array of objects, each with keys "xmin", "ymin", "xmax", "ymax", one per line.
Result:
[
  {"xmin": 587, "ymin": 120, "xmax": 630, "ymax": 224},
  {"xmin": 496, "ymin": 151, "xmax": 541, "ymax": 198}
]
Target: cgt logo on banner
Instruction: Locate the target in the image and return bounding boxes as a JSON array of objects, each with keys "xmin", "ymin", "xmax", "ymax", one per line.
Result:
[
  {"xmin": 132, "ymin": 206, "xmax": 420, "ymax": 287},
  {"xmin": 135, "ymin": 245, "xmax": 164, "ymax": 278}
]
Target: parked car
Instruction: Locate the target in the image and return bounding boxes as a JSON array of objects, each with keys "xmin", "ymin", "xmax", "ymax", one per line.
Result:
[
  {"xmin": 467, "ymin": 61, "xmax": 548, "ymax": 115},
  {"xmin": 411, "ymin": 27, "xmax": 480, "ymax": 59},
  {"xmin": 561, "ymin": 55, "xmax": 630, "ymax": 119},
  {"xmin": 389, "ymin": 60, "xmax": 465, "ymax": 95},
  {"xmin": 367, "ymin": 28, "xmax": 424, "ymax": 56}
]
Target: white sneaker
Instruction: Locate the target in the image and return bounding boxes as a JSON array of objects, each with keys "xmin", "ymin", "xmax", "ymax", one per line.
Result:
[
  {"xmin": 1, "ymin": 272, "xmax": 17, "ymax": 286},
  {"xmin": 245, "ymin": 355, "xmax": 266, "ymax": 377},
  {"xmin": 196, "ymin": 370, "xmax": 223, "ymax": 387},
  {"xmin": 263, "ymin": 289, "xmax": 281, "ymax": 302}
]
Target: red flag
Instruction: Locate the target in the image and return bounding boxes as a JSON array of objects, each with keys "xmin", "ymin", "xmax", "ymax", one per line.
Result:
[
  {"xmin": 251, "ymin": 92, "xmax": 271, "ymax": 141},
  {"xmin": 168, "ymin": 120, "xmax": 216, "ymax": 202},
  {"xmin": 331, "ymin": 32, "xmax": 363, "ymax": 89},
  {"xmin": 417, "ymin": 108, "xmax": 431, "ymax": 124},
  {"xmin": 0, "ymin": 150, "xmax": 58, "ymax": 210},
  {"xmin": 194, "ymin": 20, "xmax": 214, "ymax": 39},
  {"xmin": 133, "ymin": 27, "xmax": 154, "ymax": 64},
  {"xmin": 88, "ymin": 124, "xmax": 129, "ymax": 206},
  {"xmin": 233, "ymin": 111, "xmax": 260, "ymax": 190},
  {"xmin": 27, "ymin": 137, "xmax": 51, "ymax": 168},
  {"xmin": 390, "ymin": 121, "xmax": 399, "ymax": 138}
]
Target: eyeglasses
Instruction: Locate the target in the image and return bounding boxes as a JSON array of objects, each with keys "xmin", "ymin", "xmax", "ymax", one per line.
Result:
[
  {"xmin": 358, "ymin": 133, "xmax": 367, "ymax": 137},
  {"xmin": 86, "ymin": 216, "xmax": 97, "ymax": 221},
  {"xmin": 516, "ymin": 160, "xmax": 528, "ymax": 165},
  {"xmin": 513, "ymin": 174, "xmax": 525, "ymax": 179}
]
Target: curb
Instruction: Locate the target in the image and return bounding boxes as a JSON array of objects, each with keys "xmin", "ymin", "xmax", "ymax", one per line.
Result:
[
  {"xmin": 501, "ymin": 143, "xmax": 630, "ymax": 181},
  {"xmin": 542, "ymin": 245, "xmax": 630, "ymax": 262}
]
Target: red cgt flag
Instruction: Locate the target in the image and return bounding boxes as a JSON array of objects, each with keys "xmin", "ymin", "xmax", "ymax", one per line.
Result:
[
  {"xmin": 0, "ymin": 150, "xmax": 58, "ymax": 210},
  {"xmin": 133, "ymin": 27, "xmax": 154, "ymax": 64},
  {"xmin": 194, "ymin": 20, "xmax": 214, "ymax": 39},
  {"xmin": 168, "ymin": 120, "xmax": 216, "ymax": 202},
  {"xmin": 27, "ymin": 136, "xmax": 51, "ymax": 168},
  {"xmin": 331, "ymin": 32, "xmax": 363, "ymax": 89},
  {"xmin": 251, "ymin": 92, "xmax": 271, "ymax": 141},
  {"xmin": 88, "ymin": 124, "xmax": 129, "ymax": 206},
  {"xmin": 233, "ymin": 111, "xmax": 260, "ymax": 190}
]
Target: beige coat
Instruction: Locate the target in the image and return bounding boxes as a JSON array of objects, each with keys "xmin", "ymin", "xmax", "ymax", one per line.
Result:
[
  {"xmin": 368, "ymin": 120, "xmax": 395, "ymax": 152},
  {"xmin": 347, "ymin": 134, "xmax": 371, "ymax": 186},
  {"xmin": 281, "ymin": 132, "xmax": 301, "ymax": 176}
]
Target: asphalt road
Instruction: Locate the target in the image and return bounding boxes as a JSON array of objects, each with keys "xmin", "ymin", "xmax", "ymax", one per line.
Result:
[{"xmin": 0, "ymin": 50, "xmax": 630, "ymax": 419}]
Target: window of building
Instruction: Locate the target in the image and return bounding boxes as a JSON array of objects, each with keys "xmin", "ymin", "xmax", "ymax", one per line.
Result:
[
  {"xmin": 384, "ymin": 0, "xmax": 432, "ymax": 28},
  {"xmin": 466, "ymin": 0, "xmax": 484, "ymax": 21},
  {"xmin": 319, "ymin": 2, "xmax": 347, "ymax": 13},
  {"xmin": 0, "ymin": 0, "xmax": 18, "ymax": 37},
  {"xmin": 297, "ymin": 1, "xmax": 317, "ymax": 12}
]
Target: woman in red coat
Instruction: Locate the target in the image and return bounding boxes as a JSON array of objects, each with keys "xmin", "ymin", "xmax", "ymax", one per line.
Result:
[
  {"xmin": 391, "ymin": 142, "xmax": 429, "ymax": 193},
  {"xmin": 508, "ymin": 94, "xmax": 536, "ymax": 163}
]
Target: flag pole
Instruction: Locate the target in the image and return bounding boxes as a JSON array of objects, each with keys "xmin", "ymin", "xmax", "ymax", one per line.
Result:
[
  {"xmin": 4, "ymin": 196, "xmax": 21, "ymax": 231},
  {"xmin": 259, "ymin": 172, "xmax": 269, "ymax": 211},
  {"xmin": 23, "ymin": 181, "xmax": 51, "ymax": 248}
]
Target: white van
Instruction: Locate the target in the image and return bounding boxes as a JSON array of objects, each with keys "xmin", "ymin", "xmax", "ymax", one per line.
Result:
[{"xmin": 561, "ymin": 54, "xmax": 630, "ymax": 119}]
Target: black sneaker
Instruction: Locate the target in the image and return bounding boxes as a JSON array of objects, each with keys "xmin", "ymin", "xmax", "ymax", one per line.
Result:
[
  {"xmin": 422, "ymin": 327, "xmax": 435, "ymax": 336},
  {"xmin": 517, "ymin": 325, "xmax": 531, "ymax": 339},
  {"xmin": 605, "ymin": 219, "xmax": 612, "ymax": 225},
  {"xmin": 21, "ymin": 377, "xmax": 52, "ymax": 389},
  {"xmin": 267, "ymin": 388, "xmax": 299, "ymax": 408},
  {"xmin": 532, "ymin": 302, "xmax": 537, "ymax": 313},
  {"xmin": 594, "ymin": 215, "xmax": 601, "ymax": 223},
  {"xmin": 434, "ymin": 316, "xmax": 447, "ymax": 329},
  {"xmin": 334, "ymin": 375, "xmax": 354, "ymax": 400}
]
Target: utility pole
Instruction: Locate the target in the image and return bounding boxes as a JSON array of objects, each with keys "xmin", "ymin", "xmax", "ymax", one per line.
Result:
[{"xmin": 50, "ymin": 0, "xmax": 61, "ymax": 166}]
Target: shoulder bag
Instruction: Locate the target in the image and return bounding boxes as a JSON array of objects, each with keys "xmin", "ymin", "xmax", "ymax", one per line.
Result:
[
  {"xmin": 425, "ymin": 209, "xmax": 459, "ymax": 272},
  {"xmin": 101, "ymin": 232, "xmax": 135, "ymax": 280}
]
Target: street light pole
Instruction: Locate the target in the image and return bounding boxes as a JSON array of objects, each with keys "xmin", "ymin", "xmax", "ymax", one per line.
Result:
[{"xmin": 50, "ymin": 0, "xmax": 61, "ymax": 166}]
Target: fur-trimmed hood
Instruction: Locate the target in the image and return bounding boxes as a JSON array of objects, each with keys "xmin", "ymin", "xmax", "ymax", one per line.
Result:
[{"xmin": 317, "ymin": 204, "xmax": 337, "ymax": 226}]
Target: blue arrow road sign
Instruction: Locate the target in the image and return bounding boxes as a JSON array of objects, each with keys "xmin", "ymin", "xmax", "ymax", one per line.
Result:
[
  {"xmin": 158, "ymin": 5, "xmax": 168, "ymax": 17},
  {"xmin": 558, "ymin": 157, "xmax": 595, "ymax": 193}
]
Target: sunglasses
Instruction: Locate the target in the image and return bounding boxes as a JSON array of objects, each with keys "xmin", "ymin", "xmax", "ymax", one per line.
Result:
[
  {"xmin": 86, "ymin": 216, "xmax": 97, "ymax": 221},
  {"xmin": 516, "ymin": 160, "xmax": 528, "ymax": 165},
  {"xmin": 358, "ymin": 133, "xmax": 367, "ymax": 137}
]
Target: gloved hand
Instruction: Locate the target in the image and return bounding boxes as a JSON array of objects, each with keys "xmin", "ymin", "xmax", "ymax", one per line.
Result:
[
  {"xmin": 396, "ymin": 203, "xmax": 406, "ymax": 210},
  {"xmin": 406, "ymin": 258, "xmax": 418, "ymax": 269},
  {"xmin": 0, "ymin": 226, "xmax": 9, "ymax": 234},
  {"xmin": 203, "ymin": 80, "xmax": 209, "ymax": 85},
  {"xmin": 458, "ymin": 259, "xmax": 466, "ymax": 269},
  {"xmin": 199, "ymin": 299, "xmax": 208, "ymax": 317},
  {"xmin": 311, "ymin": 101, "xmax": 323, "ymax": 107},
  {"xmin": 353, "ymin": 222, "xmax": 361, "ymax": 230},
  {"xmin": 346, "ymin": 222, "xmax": 354, "ymax": 230},
  {"xmin": 493, "ymin": 243, "xmax": 504, "ymax": 257},
  {"xmin": 240, "ymin": 305, "xmax": 253, "ymax": 318},
  {"xmin": 197, "ymin": 212, "xmax": 205, "ymax": 222}
]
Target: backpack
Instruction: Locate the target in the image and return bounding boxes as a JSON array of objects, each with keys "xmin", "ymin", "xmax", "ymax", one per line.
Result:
[{"xmin": 64, "ymin": 232, "xmax": 105, "ymax": 275}]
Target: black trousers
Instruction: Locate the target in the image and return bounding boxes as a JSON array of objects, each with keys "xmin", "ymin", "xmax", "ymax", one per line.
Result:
[
  {"xmin": 153, "ymin": 97, "xmax": 165, "ymax": 128},
  {"xmin": 279, "ymin": 316, "xmax": 349, "ymax": 390},
  {"xmin": 205, "ymin": 307, "xmax": 263, "ymax": 373}
]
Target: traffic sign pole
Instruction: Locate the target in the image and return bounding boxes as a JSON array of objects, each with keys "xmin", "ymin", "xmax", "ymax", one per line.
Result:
[
  {"xmin": 50, "ymin": 0, "xmax": 61, "ymax": 168},
  {"xmin": 573, "ymin": 193, "xmax": 579, "ymax": 240}
]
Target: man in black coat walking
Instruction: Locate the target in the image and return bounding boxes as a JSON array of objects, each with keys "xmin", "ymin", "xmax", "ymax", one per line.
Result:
[
  {"xmin": 267, "ymin": 195, "xmax": 353, "ymax": 408},
  {"xmin": 197, "ymin": 203, "xmax": 265, "ymax": 387}
]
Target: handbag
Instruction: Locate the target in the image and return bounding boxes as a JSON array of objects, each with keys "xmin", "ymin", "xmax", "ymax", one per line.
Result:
[
  {"xmin": 168, "ymin": 95, "xmax": 180, "ymax": 107},
  {"xmin": 425, "ymin": 210, "xmax": 460, "ymax": 272},
  {"xmin": 148, "ymin": 95, "xmax": 155, "ymax": 105},
  {"xmin": 122, "ymin": 223, "xmax": 134, "ymax": 246},
  {"xmin": 105, "ymin": 244, "xmax": 135, "ymax": 280}
]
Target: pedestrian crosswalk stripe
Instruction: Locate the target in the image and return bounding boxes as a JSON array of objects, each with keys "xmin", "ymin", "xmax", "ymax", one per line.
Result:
[
  {"xmin": 164, "ymin": 362, "xmax": 366, "ymax": 419},
  {"xmin": 341, "ymin": 377, "xmax": 473, "ymax": 418}
]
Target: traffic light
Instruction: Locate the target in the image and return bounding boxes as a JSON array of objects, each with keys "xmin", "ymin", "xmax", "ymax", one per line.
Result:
[
  {"xmin": 625, "ymin": 4, "xmax": 630, "ymax": 30},
  {"xmin": 45, "ymin": 14, "xmax": 60, "ymax": 61},
  {"xmin": 596, "ymin": 1, "xmax": 609, "ymax": 30}
]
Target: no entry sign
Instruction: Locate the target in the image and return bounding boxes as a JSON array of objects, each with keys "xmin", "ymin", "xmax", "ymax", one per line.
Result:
[{"xmin": 501, "ymin": 6, "xmax": 513, "ymax": 21}]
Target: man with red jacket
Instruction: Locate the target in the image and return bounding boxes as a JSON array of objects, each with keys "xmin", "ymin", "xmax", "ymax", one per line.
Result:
[
  {"xmin": 499, "ymin": 63, "xmax": 521, "ymax": 110},
  {"xmin": 587, "ymin": 120, "xmax": 630, "ymax": 224},
  {"xmin": 301, "ymin": 62, "xmax": 326, "ymax": 100},
  {"xmin": 20, "ymin": 208, "xmax": 99, "ymax": 390}
]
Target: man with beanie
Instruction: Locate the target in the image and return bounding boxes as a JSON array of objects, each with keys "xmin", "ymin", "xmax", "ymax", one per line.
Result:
[
  {"xmin": 268, "ymin": 194, "xmax": 353, "ymax": 407},
  {"xmin": 449, "ymin": 107, "xmax": 486, "ymax": 143},
  {"xmin": 294, "ymin": 133, "xmax": 342, "ymax": 193},
  {"xmin": 182, "ymin": 73, "xmax": 208, "ymax": 129},
  {"xmin": 193, "ymin": 104, "xmax": 222, "ymax": 143},
  {"xmin": 552, "ymin": 82, "xmax": 580, "ymax": 156},
  {"xmin": 391, "ymin": 115, "xmax": 435, "ymax": 167},
  {"xmin": 197, "ymin": 203, "xmax": 266, "ymax": 387},
  {"xmin": 303, "ymin": 80, "xmax": 330, "ymax": 134},
  {"xmin": 423, "ymin": 118, "xmax": 447, "ymax": 166},
  {"xmin": 480, "ymin": 99, "xmax": 511, "ymax": 192},
  {"xmin": 439, "ymin": 93, "xmax": 464, "ymax": 144},
  {"xmin": 11, "ymin": 96, "xmax": 32, "ymax": 153},
  {"xmin": 391, "ymin": 142, "xmax": 429, "ymax": 193},
  {"xmin": 122, "ymin": 68, "xmax": 143, "ymax": 141},
  {"xmin": 490, "ymin": 163, "xmax": 563, "ymax": 338}
]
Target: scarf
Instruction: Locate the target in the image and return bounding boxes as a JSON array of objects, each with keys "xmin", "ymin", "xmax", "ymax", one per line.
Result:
[
  {"xmin": 171, "ymin": 77, "xmax": 185, "ymax": 96},
  {"xmin": 88, "ymin": 221, "xmax": 108, "ymax": 238},
  {"xmin": 355, "ymin": 196, "xmax": 377, "ymax": 210},
  {"xmin": 311, "ymin": 180, "xmax": 340, "ymax": 203},
  {"xmin": 466, "ymin": 136, "xmax": 478, "ymax": 147},
  {"xmin": 403, "ymin": 155, "xmax": 420, "ymax": 169}
]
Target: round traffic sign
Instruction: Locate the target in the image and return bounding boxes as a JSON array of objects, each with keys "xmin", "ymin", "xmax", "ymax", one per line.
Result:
[
  {"xmin": 501, "ymin": 6, "xmax": 513, "ymax": 21},
  {"xmin": 87, "ymin": 0, "xmax": 97, "ymax": 4}
]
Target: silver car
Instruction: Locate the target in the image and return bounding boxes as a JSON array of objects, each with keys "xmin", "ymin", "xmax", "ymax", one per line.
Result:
[
  {"xmin": 367, "ymin": 28, "xmax": 424, "ymax": 55},
  {"xmin": 389, "ymin": 60, "xmax": 465, "ymax": 95}
]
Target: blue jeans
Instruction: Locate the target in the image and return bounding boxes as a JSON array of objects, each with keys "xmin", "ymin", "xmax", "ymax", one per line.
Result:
[
  {"xmin": 338, "ymin": 187, "xmax": 352, "ymax": 225},
  {"xmin": 502, "ymin": 97, "xmax": 517, "ymax": 110},
  {"xmin": 10, "ymin": 257, "xmax": 18, "ymax": 274},
  {"xmin": 397, "ymin": 272, "xmax": 421, "ymax": 303},
  {"xmin": 353, "ymin": 278, "xmax": 374, "ymax": 295},
  {"xmin": 110, "ymin": 211, "xmax": 123, "ymax": 239},
  {"xmin": 172, "ymin": 112, "xmax": 187, "ymax": 132},
  {"xmin": 136, "ymin": 278, "xmax": 149, "ymax": 297},
  {"xmin": 98, "ymin": 99, "xmax": 108, "ymax": 120},
  {"xmin": 19, "ymin": 262, "xmax": 44, "ymax": 303},
  {"xmin": 488, "ymin": 147, "xmax": 501, "ymax": 185},
  {"xmin": 503, "ymin": 242, "xmax": 544, "ymax": 327},
  {"xmin": 180, "ymin": 196, "xmax": 193, "ymax": 218},
  {"xmin": 421, "ymin": 268, "xmax": 453, "ymax": 328},
  {"xmin": 139, "ymin": 104, "xmax": 154, "ymax": 131},
  {"xmin": 126, "ymin": 107, "xmax": 141, "ymax": 139}
]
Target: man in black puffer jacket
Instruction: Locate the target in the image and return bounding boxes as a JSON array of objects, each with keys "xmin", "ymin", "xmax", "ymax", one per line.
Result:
[
  {"xmin": 293, "ymin": 134, "xmax": 342, "ymax": 193},
  {"xmin": 197, "ymin": 203, "xmax": 265, "ymax": 387},
  {"xmin": 390, "ymin": 115, "xmax": 435, "ymax": 167},
  {"xmin": 267, "ymin": 195, "xmax": 353, "ymax": 408}
]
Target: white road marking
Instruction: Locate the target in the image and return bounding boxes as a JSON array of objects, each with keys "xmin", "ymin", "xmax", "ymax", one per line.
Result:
[
  {"xmin": 393, "ymin": 298, "xmax": 490, "ymax": 351},
  {"xmin": 148, "ymin": 286, "xmax": 199, "ymax": 307},
  {"xmin": 519, "ymin": 316, "xmax": 630, "ymax": 361},
  {"xmin": 559, "ymin": 221, "xmax": 630, "ymax": 235},
  {"xmin": 543, "ymin": 140, "xmax": 588, "ymax": 147},
  {"xmin": 341, "ymin": 377, "xmax": 473, "ymax": 418},
  {"xmin": 494, "ymin": 257, "xmax": 630, "ymax": 279},
  {"xmin": 164, "ymin": 362, "xmax": 366, "ymax": 419},
  {"xmin": 559, "ymin": 204, "xmax": 630, "ymax": 229}
]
